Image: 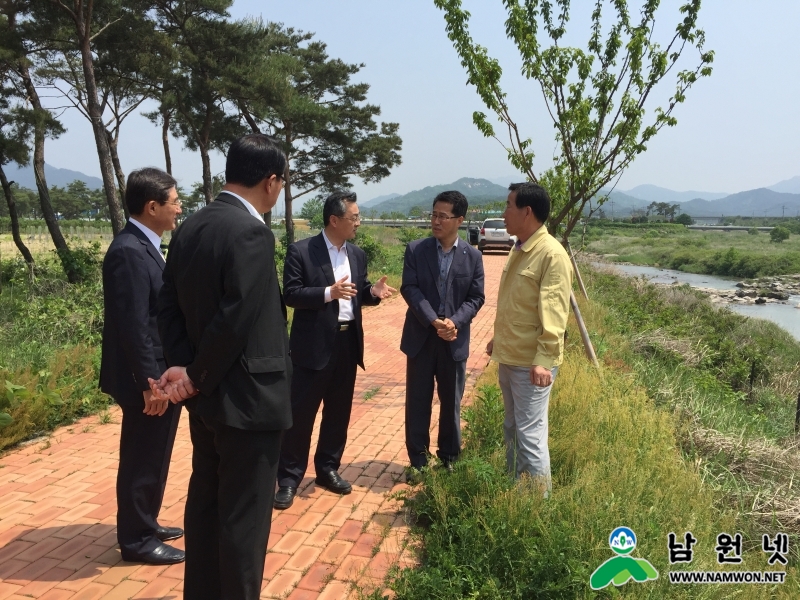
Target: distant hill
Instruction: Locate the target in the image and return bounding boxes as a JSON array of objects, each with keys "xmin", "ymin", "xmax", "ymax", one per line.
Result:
[
  {"xmin": 768, "ymin": 175, "xmax": 800, "ymax": 195},
  {"xmin": 10, "ymin": 163, "xmax": 103, "ymax": 190},
  {"xmin": 366, "ymin": 178, "xmax": 509, "ymax": 214},
  {"xmin": 361, "ymin": 192, "xmax": 401, "ymax": 208},
  {"xmin": 679, "ymin": 188, "xmax": 800, "ymax": 217},
  {"xmin": 622, "ymin": 184, "xmax": 727, "ymax": 203}
]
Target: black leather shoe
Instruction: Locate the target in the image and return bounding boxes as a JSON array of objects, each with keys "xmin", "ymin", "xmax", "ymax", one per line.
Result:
[
  {"xmin": 315, "ymin": 470, "xmax": 352, "ymax": 495},
  {"xmin": 124, "ymin": 543, "xmax": 185, "ymax": 565},
  {"xmin": 274, "ymin": 486, "xmax": 296, "ymax": 509},
  {"xmin": 155, "ymin": 526, "xmax": 184, "ymax": 541}
]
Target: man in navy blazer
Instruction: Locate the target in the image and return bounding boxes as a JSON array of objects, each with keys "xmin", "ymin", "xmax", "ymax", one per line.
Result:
[
  {"xmin": 400, "ymin": 191, "xmax": 485, "ymax": 472},
  {"xmin": 275, "ymin": 191, "xmax": 396, "ymax": 509},
  {"xmin": 99, "ymin": 168, "xmax": 184, "ymax": 565}
]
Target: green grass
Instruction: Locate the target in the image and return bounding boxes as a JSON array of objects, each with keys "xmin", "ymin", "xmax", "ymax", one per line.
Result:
[
  {"xmin": 0, "ymin": 245, "xmax": 110, "ymax": 451},
  {"xmin": 582, "ymin": 225, "xmax": 800, "ymax": 278},
  {"xmin": 373, "ymin": 265, "xmax": 800, "ymax": 599}
]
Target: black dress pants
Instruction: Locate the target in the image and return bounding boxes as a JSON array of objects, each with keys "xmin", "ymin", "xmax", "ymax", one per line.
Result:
[
  {"xmin": 116, "ymin": 399, "xmax": 181, "ymax": 559},
  {"xmin": 277, "ymin": 327, "xmax": 358, "ymax": 488},
  {"xmin": 405, "ymin": 329, "xmax": 466, "ymax": 468},
  {"xmin": 184, "ymin": 412, "xmax": 283, "ymax": 600}
]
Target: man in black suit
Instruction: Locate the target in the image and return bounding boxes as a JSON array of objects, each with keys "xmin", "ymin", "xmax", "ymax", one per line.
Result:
[
  {"xmin": 99, "ymin": 167, "xmax": 185, "ymax": 565},
  {"xmin": 274, "ymin": 191, "xmax": 396, "ymax": 509},
  {"xmin": 401, "ymin": 191, "xmax": 485, "ymax": 473},
  {"xmin": 153, "ymin": 134, "xmax": 292, "ymax": 599}
]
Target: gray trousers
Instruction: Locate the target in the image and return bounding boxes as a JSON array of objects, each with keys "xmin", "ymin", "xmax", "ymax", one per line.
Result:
[{"xmin": 498, "ymin": 363, "xmax": 558, "ymax": 494}]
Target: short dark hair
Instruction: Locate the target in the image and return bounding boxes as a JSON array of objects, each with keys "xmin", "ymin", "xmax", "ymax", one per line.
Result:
[
  {"xmin": 432, "ymin": 190, "xmax": 468, "ymax": 218},
  {"xmin": 509, "ymin": 182, "xmax": 550, "ymax": 223},
  {"xmin": 225, "ymin": 133, "xmax": 287, "ymax": 187},
  {"xmin": 126, "ymin": 167, "xmax": 177, "ymax": 215},
  {"xmin": 323, "ymin": 190, "xmax": 357, "ymax": 226}
]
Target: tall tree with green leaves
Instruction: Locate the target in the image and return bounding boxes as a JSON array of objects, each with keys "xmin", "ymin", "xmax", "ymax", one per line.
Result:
[
  {"xmin": 233, "ymin": 27, "xmax": 402, "ymax": 243},
  {"xmin": 40, "ymin": 0, "xmax": 128, "ymax": 235},
  {"xmin": 0, "ymin": 81, "xmax": 35, "ymax": 266},
  {"xmin": 38, "ymin": 6, "xmax": 159, "ymax": 219},
  {"xmin": 1, "ymin": 2, "xmax": 82, "ymax": 282},
  {"xmin": 151, "ymin": 1, "xmax": 248, "ymax": 204},
  {"xmin": 434, "ymin": 0, "xmax": 713, "ymax": 241}
]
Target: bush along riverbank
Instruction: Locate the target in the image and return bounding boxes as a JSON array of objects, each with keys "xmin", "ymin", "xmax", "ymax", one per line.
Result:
[
  {"xmin": 0, "ymin": 246, "xmax": 110, "ymax": 451},
  {"xmin": 583, "ymin": 225, "xmax": 800, "ymax": 278},
  {"xmin": 374, "ymin": 269, "xmax": 799, "ymax": 599}
]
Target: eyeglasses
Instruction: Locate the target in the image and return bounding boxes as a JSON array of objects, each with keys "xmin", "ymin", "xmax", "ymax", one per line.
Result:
[
  {"xmin": 339, "ymin": 214, "xmax": 361, "ymax": 223},
  {"xmin": 431, "ymin": 212, "xmax": 457, "ymax": 222},
  {"xmin": 166, "ymin": 199, "xmax": 182, "ymax": 207},
  {"xmin": 274, "ymin": 174, "xmax": 286, "ymax": 189}
]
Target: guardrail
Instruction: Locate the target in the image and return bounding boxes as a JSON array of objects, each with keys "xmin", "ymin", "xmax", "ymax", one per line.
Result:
[{"xmin": 687, "ymin": 225, "xmax": 775, "ymax": 232}]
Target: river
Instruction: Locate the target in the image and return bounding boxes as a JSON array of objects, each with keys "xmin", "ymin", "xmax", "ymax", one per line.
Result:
[{"xmin": 595, "ymin": 263, "xmax": 800, "ymax": 341}]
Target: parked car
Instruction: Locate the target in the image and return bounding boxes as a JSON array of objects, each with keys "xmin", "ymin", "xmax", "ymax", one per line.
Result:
[
  {"xmin": 477, "ymin": 218, "xmax": 516, "ymax": 253},
  {"xmin": 467, "ymin": 225, "xmax": 480, "ymax": 245}
]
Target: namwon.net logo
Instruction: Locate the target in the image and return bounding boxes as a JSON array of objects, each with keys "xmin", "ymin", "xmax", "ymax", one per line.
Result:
[{"xmin": 590, "ymin": 527, "xmax": 659, "ymax": 590}]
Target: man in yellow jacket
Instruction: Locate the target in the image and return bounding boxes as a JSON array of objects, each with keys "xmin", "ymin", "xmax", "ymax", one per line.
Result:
[{"xmin": 486, "ymin": 182, "xmax": 572, "ymax": 495}]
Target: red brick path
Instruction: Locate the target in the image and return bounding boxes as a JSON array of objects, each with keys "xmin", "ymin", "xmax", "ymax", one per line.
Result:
[{"xmin": 0, "ymin": 254, "xmax": 505, "ymax": 599}]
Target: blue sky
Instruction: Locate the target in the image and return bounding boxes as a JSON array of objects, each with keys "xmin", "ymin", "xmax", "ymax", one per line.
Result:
[{"xmin": 37, "ymin": 1, "xmax": 800, "ymax": 208}]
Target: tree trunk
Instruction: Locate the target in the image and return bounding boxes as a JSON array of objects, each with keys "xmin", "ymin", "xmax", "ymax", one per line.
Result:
[
  {"xmin": 200, "ymin": 143, "xmax": 213, "ymax": 205},
  {"xmin": 17, "ymin": 58, "xmax": 79, "ymax": 283},
  {"xmin": 75, "ymin": 13, "xmax": 125, "ymax": 235},
  {"xmin": 106, "ymin": 129, "xmax": 128, "ymax": 220},
  {"xmin": 161, "ymin": 108, "xmax": 172, "ymax": 175},
  {"xmin": 283, "ymin": 163, "xmax": 294, "ymax": 244},
  {"xmin": 0, "ymin": 165, "xmax": 35, "ymax": 266}
]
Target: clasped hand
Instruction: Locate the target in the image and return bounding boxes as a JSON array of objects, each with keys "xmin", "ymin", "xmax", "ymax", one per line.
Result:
[
  {"xmin": 148, "ymin": 366, "xmax": 199, "ymax": 405},
  {"xmin": 433, "ymin": 318, "xmax": 457, "ymax": 341}
]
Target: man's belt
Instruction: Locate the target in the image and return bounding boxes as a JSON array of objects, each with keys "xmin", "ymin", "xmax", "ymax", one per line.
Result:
[{"xmin": 337, "ymin": 320, "xmax": 356, "ymax": 331}]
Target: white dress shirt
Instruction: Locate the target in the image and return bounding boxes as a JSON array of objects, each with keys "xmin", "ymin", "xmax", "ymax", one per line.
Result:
[
  {"xmin": 221, "ymin": 191, "xmax": 267, "ymax": 223},
  {"xmin": 129, "ymin": 218, "xmax": 165, "ymax": 262},
  {"xmin": 322, "ymin": 230, "xmax": 355, "ymax": 322}
]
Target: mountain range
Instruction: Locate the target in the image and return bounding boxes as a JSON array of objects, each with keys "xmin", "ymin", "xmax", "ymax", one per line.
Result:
[
  {"xmin": 10, "ymin": 163, "xmax": 104, "ymax": 190},
  {"xmin": 364, "ymin": 176, "xmax": 800, "ymax": 218},
  {"xmin": 363, "ymin": 178, "xmax": 509, "ymax": 214},
  {"xmin": 9, "ymin": 163, "xmax": 800, "ymax": 218}
]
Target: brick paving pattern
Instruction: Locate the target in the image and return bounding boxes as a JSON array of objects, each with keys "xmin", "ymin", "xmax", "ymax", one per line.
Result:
[{"xmin": 0, "ymin": 254, "xmax": 505, "ymax": 599}]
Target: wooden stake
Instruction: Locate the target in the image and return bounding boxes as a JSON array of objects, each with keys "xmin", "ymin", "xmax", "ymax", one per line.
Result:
[
  {"xmin": 795, "ymin": 392, "xmax": 800, "ymax": 434},
  {"xmin": 570, "ymin": 290, "xmax": 599, "ymax": 368},
  {"xmin": 565, "ymin": 241, "xmax": 589, "ymax": 300}
]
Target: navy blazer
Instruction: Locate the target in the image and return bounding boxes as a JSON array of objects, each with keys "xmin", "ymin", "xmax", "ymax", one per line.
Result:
[
  {"xmin": 100, "ymin": 221, "xmax": 166, "ymax": 407},
  {"xmin": 284, "ymin": 232, "xmax": 380, "ymax": 371},
  {"xmin": 400, "ymin": 236, "xmax": 485, "ymax": 362}
]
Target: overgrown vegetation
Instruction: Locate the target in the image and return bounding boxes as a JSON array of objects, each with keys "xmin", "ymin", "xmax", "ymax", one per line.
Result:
[
  {"xmin": 584, "ymin": 224, "xmax": 800, "ymax": 278},
  {"xmin": 0, "ymin": 243, "xmax": 109, "ymax": 450},
  {"xmin": 378, "ymin": 267, "xmax": 800, "ymax": 599}
]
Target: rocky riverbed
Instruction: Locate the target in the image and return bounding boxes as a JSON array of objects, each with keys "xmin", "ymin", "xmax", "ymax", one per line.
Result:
[{"xmin": 683, "ymin": 275, "xmax": 800, "ymax": 306}]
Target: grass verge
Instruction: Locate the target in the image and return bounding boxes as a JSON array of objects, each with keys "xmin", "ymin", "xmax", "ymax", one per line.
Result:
[{"xmin": 374, "ymin": 268, "xmax": 799, "ymax": 599}]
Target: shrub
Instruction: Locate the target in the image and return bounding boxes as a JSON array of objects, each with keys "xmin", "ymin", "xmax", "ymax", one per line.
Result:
[
  {"xmin": 674, "ymin": 213, "xmax": 693, "ymax": 225},
  {"xmin": 353, "ymin": 229, "xmax": 386, "ymax": 267},
  {"xmin": 770, "ymin": 226, "xmax": 790, "ymax": 243},
  {"xmin": 397, "ymin": 226, "xmax": 427, "ymax": 246},
  {"xmin": 748, "ymin": 227, "xmax": 759, "ymax": 235}
]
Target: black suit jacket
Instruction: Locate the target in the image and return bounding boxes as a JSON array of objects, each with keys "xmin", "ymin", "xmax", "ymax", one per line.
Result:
[
  {"xmin": 400, "ymin": 237, "xmax": 485, "ymax": 362},
  {"xmin": 283, "ymin": 232, "xmax": 380, "ymax": 371},
  {"xmin": 157, "ymin": 192, "xmax": 292, "ymax": 431},
  {"xmin": 100, "ymin": 221, "xmax": 166, "ymax": 407}
]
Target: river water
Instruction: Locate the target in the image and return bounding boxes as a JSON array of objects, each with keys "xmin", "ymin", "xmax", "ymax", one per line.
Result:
[{"xmin": 595, "ymin": 263, "xmax": 800, "ymax": 341}]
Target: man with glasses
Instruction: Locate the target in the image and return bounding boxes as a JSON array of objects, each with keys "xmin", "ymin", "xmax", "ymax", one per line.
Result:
[
  {"xmin": 275, "ymin": 191, "xmax": 396, "ymax": 508},
  {"xmin": 400, "ymin": 191, "xmax": 485, "ymax": 476},
  {"xmin": 100, "ymin": 168, "xmax": 184, "ymax": 565}
]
